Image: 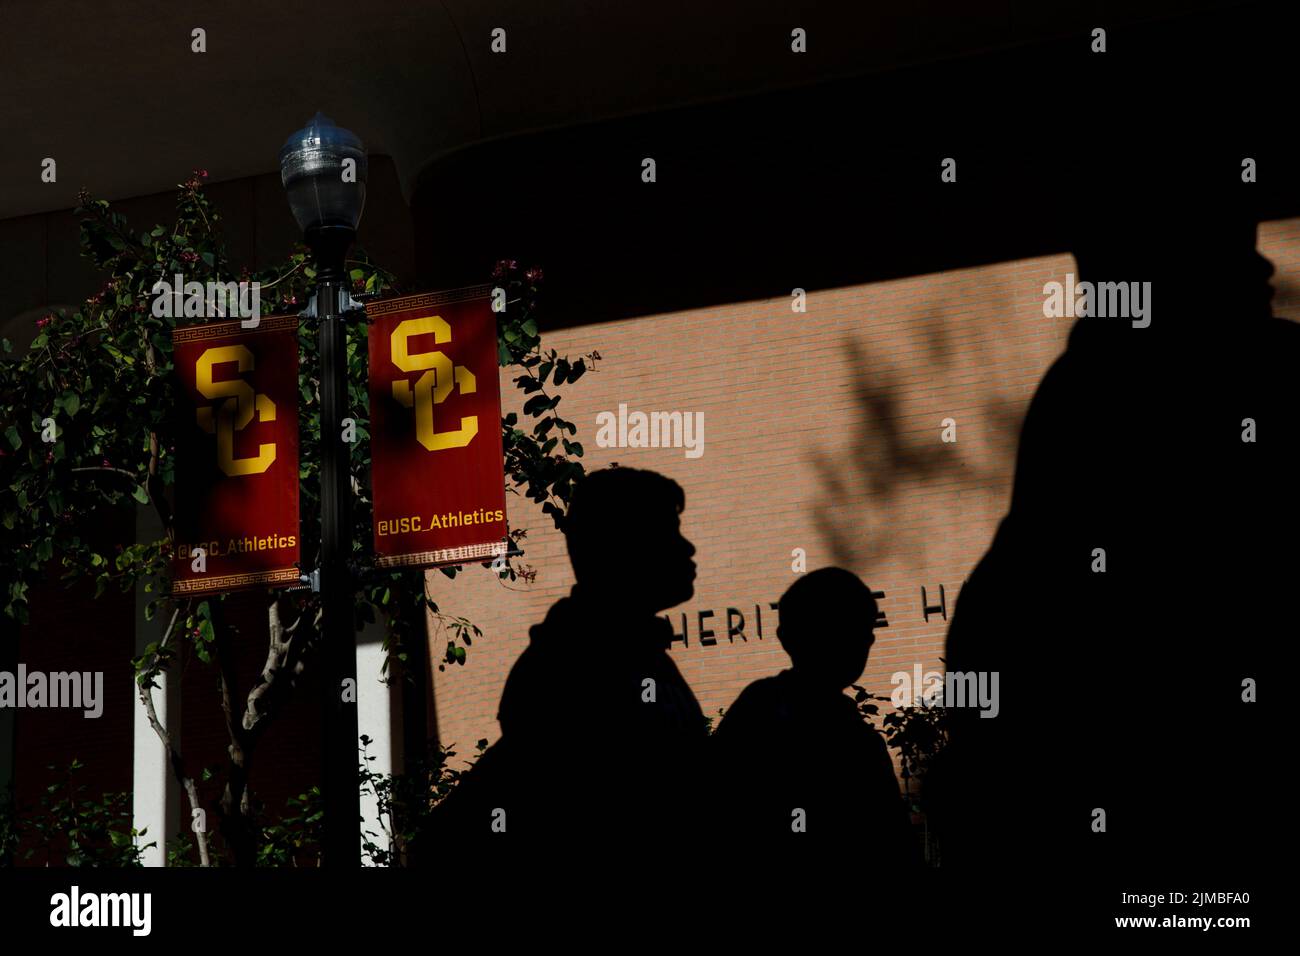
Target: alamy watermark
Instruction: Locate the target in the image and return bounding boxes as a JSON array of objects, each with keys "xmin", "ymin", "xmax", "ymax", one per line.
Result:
[
  {"xmin": 890, "ymin": 662, "xmax": 999, "ymax": 718},
  {"xmin": 50, "ymin": 886, "xmax": 151, "ymax": 936},
  {"xmin": 152, "ymin": 273, "xmax": 262, "ymax": 328},
  {"xmin": 1043, "ymin": 273, "xmax": 1151, "ymax": 328},
  {"xmin": 0, "ymin": 665, "xmax": 104, "ymax": 718},
  {"xmin": 595, "ymin": 403, "xmax": 704, "ymax": 459}
]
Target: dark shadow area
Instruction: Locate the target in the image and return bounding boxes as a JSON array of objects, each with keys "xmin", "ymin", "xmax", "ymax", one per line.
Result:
[
  {"xmin": 428, "ymin": 468, "xmax": 709, "ymax": 847},
  {"xmin": 712, "ymin": 567, "xmax": 920, "ymax": 866},
  {"xmin": 411, "ymin": 5, "xmax": 1295, "ymax": 899},
  {"xmin": 927, "ymin": 149, "xmax": 1294, "ymax": 898},
  {"xmin": 411, "ymin": 1, "xmax": 1299, "ymax": 332}
]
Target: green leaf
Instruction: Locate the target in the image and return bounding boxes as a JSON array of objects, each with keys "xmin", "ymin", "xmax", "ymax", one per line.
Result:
[
  {"xmin": 131, "ymin": 484, "xmax": 149, "ymax": 505},
  {"xmin": 4, "ymin": 425, "xmax": 20, "ymax": 450},
  {"xmin": 62, "ymin": 392, "xmax": 80, "ymax": 417},
  {"xmin": 101, "ymin": 342, "xmax": 134, "ymax": 365}
]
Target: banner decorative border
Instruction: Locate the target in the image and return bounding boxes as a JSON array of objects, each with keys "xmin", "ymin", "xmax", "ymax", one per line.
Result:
[
  {"xmin": 364, "ymin": 285, "xmax": 494, "ymax": 318},
  {"xmin": 375, "ymin": 541, "xmax": 507, "ymax": 569},
  {"xmin": 173, "ymin": 313, "xmax": 299, "ymax": 344},
  {"xmin": 168, "ymin": 568, "xmax": 303, "ymax": 594}
]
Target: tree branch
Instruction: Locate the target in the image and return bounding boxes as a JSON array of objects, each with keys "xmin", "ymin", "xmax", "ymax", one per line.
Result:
[
  {"xmin": 69, "ymin": 465, "xmax": 173, "ymax": 532},
  {"xmin": 70, "ymin": 466, "xmax": 137, "ymax": 482},
  {"xmin": 242, "ymin": 593, "xmax": 309, "ymax": 738},
  {"xmin": 137, "ymin": 601, "xmax": 211, "ymax": 866}
]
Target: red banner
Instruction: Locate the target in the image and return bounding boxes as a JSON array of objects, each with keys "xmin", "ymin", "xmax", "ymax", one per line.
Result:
[
  {"xmin": 367, "ymin": 287, "xmax": 508, "ymax": 568},
  {"xmin": 170, "ymin": 315, "xmax": 302, "ymax": 595}
]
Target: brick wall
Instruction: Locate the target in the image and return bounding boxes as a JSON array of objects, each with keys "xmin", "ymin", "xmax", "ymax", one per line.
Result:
[
  {"xmin": 11, "ymin": 506, "xmax": 135, "ymax": 864},
  {"xmin": 11, "ymin": 518, "xmax": 324, "ymax": 865},
  {"xmin": 425, "ymin": 218, "xmax": 1300, "ymax": 764}
]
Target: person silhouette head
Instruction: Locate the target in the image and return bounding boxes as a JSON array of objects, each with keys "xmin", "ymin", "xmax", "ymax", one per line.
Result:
[
  {"xmin": 776, "ymin": 567, "xmax": 879, "ymax": 691},
  {"xmin": 562, "ymin": 467, "xmax": 696, "ymax": 615},
  {"xmin": 1069, "ymin": 150, "xmax": 1275, "ymax": 332},
  {"xmin": 1072, "ymin": 212, "xmax": 1274, "ymax": 330}
]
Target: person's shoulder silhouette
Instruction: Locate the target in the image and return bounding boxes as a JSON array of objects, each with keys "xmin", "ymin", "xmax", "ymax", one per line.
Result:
[
  {"xmin": 714, "ymin": 567, "xmax": 917, "ymax": 865},
  {"xmin": 441, "ymin": 467, "xmax": 708, "ymax": 844},
  {"xmin": 934, "ymin": 176, "xmax": 1295, "ymax": 878}
]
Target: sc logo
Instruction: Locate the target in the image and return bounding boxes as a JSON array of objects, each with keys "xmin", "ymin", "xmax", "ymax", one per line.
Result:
[
  {"xmin": 194, "ymin": 345, "xmax": 276, "ymax": 476},
  {"xmin": 390, "ymin": 316, "xmax": 478, "ymax": 451}
]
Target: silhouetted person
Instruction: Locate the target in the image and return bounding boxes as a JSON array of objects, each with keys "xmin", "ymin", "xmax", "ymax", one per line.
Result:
[
  {"xmin": 930, "ymin": 158, "xmax": 1292, "ymax": 890},
  {"xmin": 432, "ymin": 466, "xmax": 708, "ymax": 846},
  {"xmin": 713, "ymin": 568, "xmax": 918, "ymax": 867}
]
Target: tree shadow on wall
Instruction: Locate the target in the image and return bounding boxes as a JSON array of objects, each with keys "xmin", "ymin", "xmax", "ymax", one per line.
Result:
[{"xmin": 811, "ymin": 326, "xmax": 1023, "ymax": 572}]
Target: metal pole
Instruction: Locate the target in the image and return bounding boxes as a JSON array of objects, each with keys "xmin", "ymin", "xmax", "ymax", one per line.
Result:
[{"xmin": 313, "ymin": 229, "xmax": 360, "ymax": 867}]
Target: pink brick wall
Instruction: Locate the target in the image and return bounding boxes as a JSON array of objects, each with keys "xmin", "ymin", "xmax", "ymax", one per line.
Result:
[{"xmin": 424, "ymin": 218, "xmax": 1300, "ymax": 767}]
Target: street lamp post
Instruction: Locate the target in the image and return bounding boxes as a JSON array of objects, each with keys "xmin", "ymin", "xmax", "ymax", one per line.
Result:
[{"xmin": 279, "ymin": 113, "xmax": 368, "ymax": 867}]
